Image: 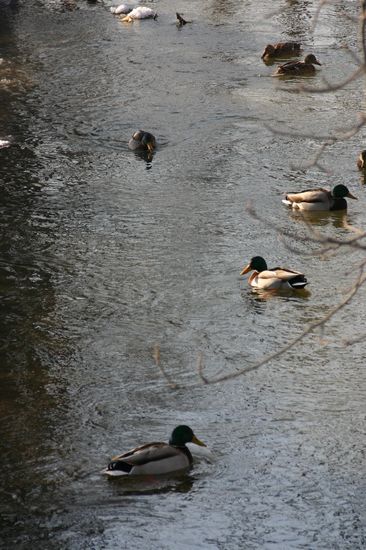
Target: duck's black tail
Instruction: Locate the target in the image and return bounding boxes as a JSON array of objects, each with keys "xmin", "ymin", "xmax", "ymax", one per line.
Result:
[
  {"xmin": 289, "ymin": 275, "xmax": 308, "ymax": 289},
  {"xmin": 108, "ymin": 460, "xmax": 132, "ymax": 473}
]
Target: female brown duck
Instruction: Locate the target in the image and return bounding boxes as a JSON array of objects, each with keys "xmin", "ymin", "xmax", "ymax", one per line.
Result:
[
  {"xmin": 261, "ymin": 42, "xmax": 301, "ymax": 62},
  {"xmin": 273, "ymin": 54, "xmax": 321, "ymax": 76}
]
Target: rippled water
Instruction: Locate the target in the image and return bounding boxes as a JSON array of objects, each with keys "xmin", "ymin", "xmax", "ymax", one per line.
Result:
[{"xmin": 1, "ymin": 0, "xmax": 366, "ymax": 548}]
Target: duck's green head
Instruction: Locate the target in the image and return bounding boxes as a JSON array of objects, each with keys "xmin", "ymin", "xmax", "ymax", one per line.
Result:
[
  {"xmin": 169, "ymin": 425, "xmax": 206, "ymax": 447},
  {"xmin": 332, "ymin": 184, "xmax": 357, "ymax": 200},
  {"xmin": 240, "ymin": 256, "xmax": 268, "ymax": 276},
  {"xmin": 304, "ymin": 54, "xmax": 321, "ymax": 65}
]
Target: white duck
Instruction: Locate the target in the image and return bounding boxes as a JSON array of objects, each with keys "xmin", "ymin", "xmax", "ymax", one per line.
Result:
[
  {"xmin": 120, "ymin": 6, "xmax": 157, "ymax": 22},
  {"xmin": 110, "ymin": 4, "xmax": 133, "ymax": 15}
]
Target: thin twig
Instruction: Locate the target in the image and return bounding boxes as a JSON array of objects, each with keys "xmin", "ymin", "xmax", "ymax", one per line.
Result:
[{"xmin": 153, "ymin": 344, "xmax": 179, "ymax": 389}]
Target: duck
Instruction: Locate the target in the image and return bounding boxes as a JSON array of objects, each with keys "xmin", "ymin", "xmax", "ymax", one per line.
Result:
[
  {"xmin": 120, "ymin": 6, "xmax": 157, "ymax": 22},
  {"xmin": 273, "ymin": 54, "xmax": 321, "ymax": 76},
  {"xmin": 282, "ymin": 184, "xmax": 357, "ymax": 211},
  {"xmin": 110, "ymin": 4, "xmax": 133, "ymax": 15},
  {"xmin": 176, "ymin": 12, "xmax": 189, "ymax": 26},
  {"xmin": 240, "ymin": 256, "xmax": 308, "ymax": 290},
  {"xmin": 357, "ymin": 150, "xmax": 366, "ymax": 170},
  {"xmin": 261, "ymin": 42, "xmax": 301, "ymax": 62},
  {"xmin": 102, "ymin": 425, "xmax": 207, "ymax": 476},
  {"xmin": 128, "ymin": 130, "xmax": 156, "ymax": 153}
]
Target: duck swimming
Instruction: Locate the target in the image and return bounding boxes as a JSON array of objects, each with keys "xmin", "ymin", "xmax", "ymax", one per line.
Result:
[
  {"xmin": 102, "ymin": 425, "xmax": 207, "ymax": 476},
  {"xmin": 273, "ymin": 54, "xmax": 321, "ymax": 76},
  {"xmin": 282, "ymin": 185, "xmax": 357, "ymax": 211},
  {"xmin": 128, "ymin": 130, "xmax": 156, "ymax": 153},
  {"xmin": 120, "ymin": 6, "xmax": 157, "ymax": 22},
  {"xmin": 261, "ymin": 42, "xmax": 301, "ymax": 62},
  {"xmin": 240, "ymin": 256, "xmax": 308, "ymax": 290}
]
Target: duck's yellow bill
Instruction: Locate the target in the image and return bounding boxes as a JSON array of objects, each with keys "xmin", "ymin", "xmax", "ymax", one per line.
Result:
[
  {"xmin": 191, "ymin": 435, "xmax": 206, "ymax": 447},
  {"xmin": 347, "ymin": 192, "xmax": 358, "ymax": 200},
  {"xmin": 240, "ymin": 264, "xmax": 251, "ymax": 276},
  {"xmin": 147, "ymin": 142, "xmax": 155, "ymax": 153}
]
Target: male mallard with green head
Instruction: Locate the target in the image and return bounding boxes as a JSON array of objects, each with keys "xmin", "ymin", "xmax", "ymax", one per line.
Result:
[
  {"xmin": 273, "ymin": 54, "xmax": 321, "ymax": 76},
  {"xmin": 103, "ymin": 425, "xmax": 207, "ymax": 476},
  {"xmin": 282, "ymin": 184, "xmax": 357, "ymax": 211},
  {"xmin": 240, "ymin": 256, "xmax": 308, "ymax": 290}
]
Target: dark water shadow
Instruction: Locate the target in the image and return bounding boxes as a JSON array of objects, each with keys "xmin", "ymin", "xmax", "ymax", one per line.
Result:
[{"xmin": 104, "ymin": 471, "xmax": 195, "ymax": 496}]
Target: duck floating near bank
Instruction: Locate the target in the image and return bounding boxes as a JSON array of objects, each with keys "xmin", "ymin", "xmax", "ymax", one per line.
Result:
[
  {"xmin": 273, "ymin": 54, "xmax": 321, "ymax": 76},
  {"xmin": 357, "ymin": 150, "xmax": 366, "ymax": 170},
  {"xmin": 120, "ymin": 6, "xmax": 157, "ymax": 22},
  {"xmin": 282, "ymin": 185, "xmax": 357, "ymax": 211},
  {"xmin": 102, "ymin": 425, "xmax": 207, "ymax": 476},
  {"xmin": 240, "ymin": 256, "xmax": 308, "ymax": 290},
  {"xmin": 128, "ymin": 130, "xmax": 156, "ymax": 154},
  {"xmin": 261, "ymin": 42, "xmax": 301, "ymax": 62}
]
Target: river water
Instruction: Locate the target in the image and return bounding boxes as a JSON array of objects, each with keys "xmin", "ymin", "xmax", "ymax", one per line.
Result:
[{"xmin": 1, "ymin": 0, "xmax": 366, "ymax": 548}]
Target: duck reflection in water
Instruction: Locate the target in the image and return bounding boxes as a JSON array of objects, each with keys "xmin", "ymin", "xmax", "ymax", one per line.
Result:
[
  {"xmin": 250, "ymin": 286, "xmax": 311, "ymax": 302},
  {"xmin": 288, "ymin": 208, "xmax": 356, "ymax": 231},
  {"xmin": 106, "ymin": 472, "xmax": 195, "ymax": 496}
]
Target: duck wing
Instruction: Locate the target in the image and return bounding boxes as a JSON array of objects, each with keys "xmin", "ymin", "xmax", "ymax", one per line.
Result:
[
  {"xmin": 285, "ymin": 188, "xmax": 330, "ymax": 203},
  {"xmin": 111, "ymin": 442, "xmax": 181, "ymax": 466},
  {"xmin": 270, "ymin": 267, "xmax": 303, "ymax": 280},
  {"xmin": 269, "ymin": 267, "xmax": 307, "ymax": 288},
  {"xmin": 277, "ymin": 60, "xmax": 302, "ymax": 73}
]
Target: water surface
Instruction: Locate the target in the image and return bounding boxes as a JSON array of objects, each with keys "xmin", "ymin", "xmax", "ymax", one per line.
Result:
[{"xmin": 1, "ymin": 0, "xmax": 365, "ymax": 548}]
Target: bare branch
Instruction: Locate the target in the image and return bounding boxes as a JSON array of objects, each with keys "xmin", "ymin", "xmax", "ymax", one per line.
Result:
[{"xmin": 153, "ymin": 344, "xmax": 179, "ymax": 389}]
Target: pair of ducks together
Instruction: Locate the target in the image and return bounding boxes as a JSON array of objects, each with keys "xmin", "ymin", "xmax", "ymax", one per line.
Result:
[
  {"xmin": 262, "ymin": 42, "xmax": 321, "ymax": 76},
  {"xmin": 240, "ymin": 184, "xmax": 357, "ymax": 290}
]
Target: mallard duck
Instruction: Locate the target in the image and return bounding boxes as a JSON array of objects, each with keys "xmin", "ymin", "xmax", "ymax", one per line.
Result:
[
  {"xmin": 357, "ymin": 150, "xmax": 366, "ymax": 170},
  {"xmin": 121, "ymin": 6, "xmax": 157, "ymax": 22},
  {"xmin": 273, "ymin": 54, "xmax": 321, "ymax": 76},
  {"xmin": 128, "ymin": 130, "xmax": 156, "ymax": 153},
  {"xmin": 102, "ymin": 425, "xmax": 207, "ymax": 476},
  {"xmin": 261, "ymin": 42, "xmax": 301, "ymax": 61},
  {"xmin": 240, "ymin": 256, "xmax": 308, "ymax": 290},
  {"xmin": 282, "ymin": 184, "xmax": 357, "ymax": 211}
]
